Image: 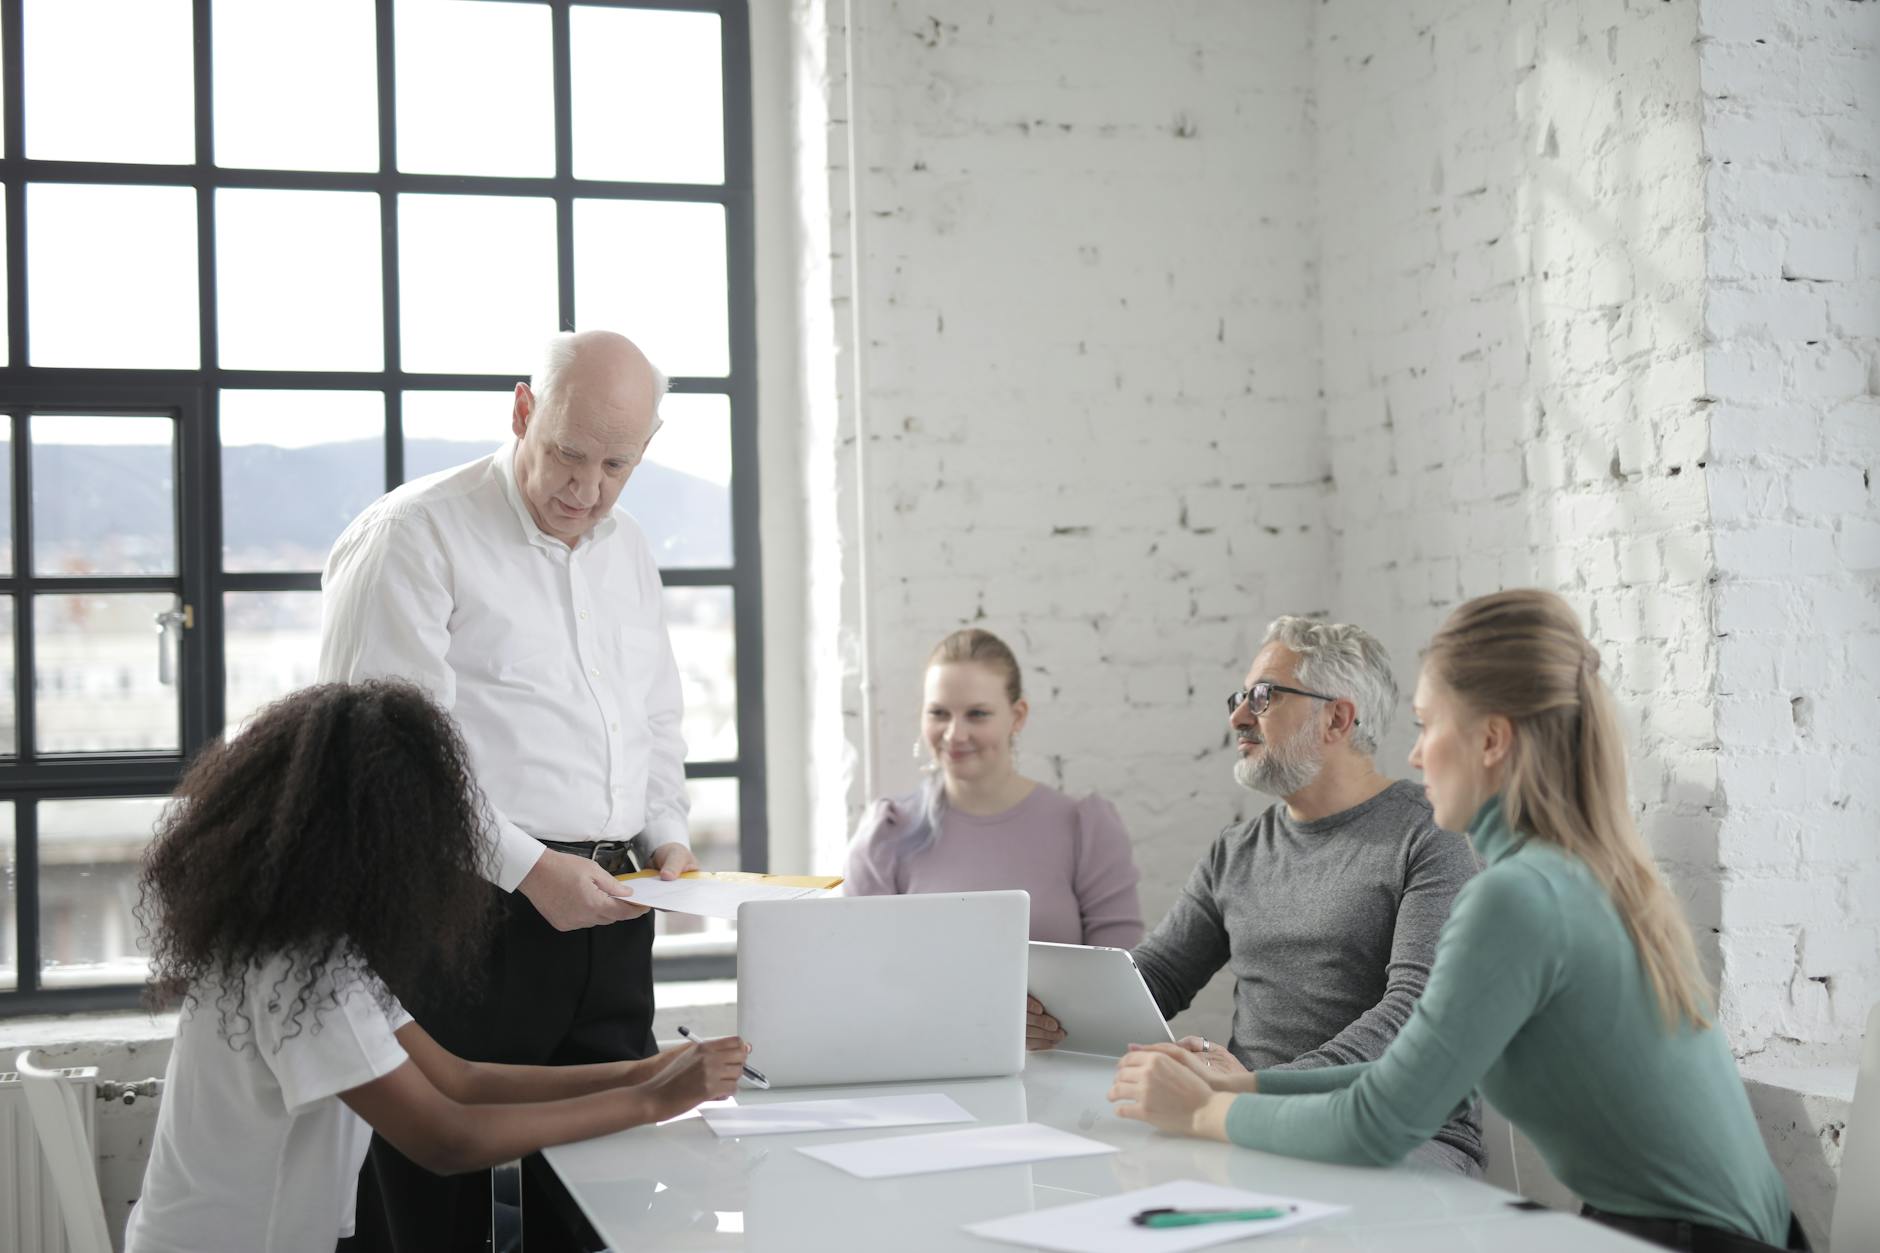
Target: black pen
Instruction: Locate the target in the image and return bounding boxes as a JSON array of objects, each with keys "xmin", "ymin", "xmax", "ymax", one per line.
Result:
[{"xmin": 676, "ymin": 1023, "xmax": 769, "ymax": 1089}]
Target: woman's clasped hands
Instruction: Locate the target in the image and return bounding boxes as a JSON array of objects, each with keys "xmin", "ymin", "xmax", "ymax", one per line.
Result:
[{"xmin": 1107, "ymin": 1042, "xmax": 1253, "ymax": 1142}]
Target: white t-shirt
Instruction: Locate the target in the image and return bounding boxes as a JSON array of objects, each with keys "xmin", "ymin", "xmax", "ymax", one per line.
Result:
[{"xmin": 124, "ymin": 953, "xmax": 413, "ymax": 1253}]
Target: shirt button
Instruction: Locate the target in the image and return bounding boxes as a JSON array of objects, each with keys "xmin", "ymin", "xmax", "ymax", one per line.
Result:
[
  {"xmin": 579, "ymin": 610, "xmax": 589, "ymax": 620},
  {"xmin": 610, "ymin": 722, "xmax": 620, "ymax": 732},
  {"xmin": 589, "ymin": 666, "xmax": 600, "ymax": 677}
]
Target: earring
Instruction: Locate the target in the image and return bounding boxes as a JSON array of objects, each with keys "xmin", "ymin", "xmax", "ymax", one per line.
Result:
[
  {"xmin": 1010, "ymin": 732, "xmax": 1021, "ymax": 766},
  {"xmin": 913, "ymin": 738, "xmax": 937, "ymax": 775}
]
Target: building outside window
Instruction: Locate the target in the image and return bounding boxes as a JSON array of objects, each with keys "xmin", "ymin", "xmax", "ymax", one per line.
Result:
[{"xmin": 0, "ymin": 0, "xmax": 763, "ymax": 1013}]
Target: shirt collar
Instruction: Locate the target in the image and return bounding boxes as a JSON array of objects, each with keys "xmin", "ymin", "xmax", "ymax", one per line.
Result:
[
  {"xmin": 494, "ymin": 437, "xmax": 619, "ymax": 551},
  {"xmin": 1466, "ymin": 793, "xmax": 1524, "ymax": 865}
]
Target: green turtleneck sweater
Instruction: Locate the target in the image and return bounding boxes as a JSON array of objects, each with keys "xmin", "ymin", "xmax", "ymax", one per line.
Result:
[{"xmin": 1223, "ymin": 798, "xmax": 1790, "ymax": 1245}]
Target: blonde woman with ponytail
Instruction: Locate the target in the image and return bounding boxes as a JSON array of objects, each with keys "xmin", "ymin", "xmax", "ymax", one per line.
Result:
[{"xmin": 1110, "ymin": 591, "xmax": 1801, "ymax": 1252}]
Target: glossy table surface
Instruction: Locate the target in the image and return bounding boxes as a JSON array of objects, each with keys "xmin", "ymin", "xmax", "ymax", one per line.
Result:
[{"xmin": 543, "ymin": 1050, "xmax": 1651, "ymax": 1251}]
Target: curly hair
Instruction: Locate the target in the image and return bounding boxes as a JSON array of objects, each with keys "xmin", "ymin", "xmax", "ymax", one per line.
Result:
[{"xmin": 139, "ymin": 680, "xmax": 498, "ymax": 1046}]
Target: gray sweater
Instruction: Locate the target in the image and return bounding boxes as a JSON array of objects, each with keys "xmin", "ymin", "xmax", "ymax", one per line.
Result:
[{"xmin": 1132, "ymin": 780, "xmax": 1484, "ymax": 1168}]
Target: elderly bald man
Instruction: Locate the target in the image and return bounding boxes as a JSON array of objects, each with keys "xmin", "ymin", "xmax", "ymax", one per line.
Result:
[{"xmin": 320, "ymin": 330, "xmax": 696, "ymax": 1251}]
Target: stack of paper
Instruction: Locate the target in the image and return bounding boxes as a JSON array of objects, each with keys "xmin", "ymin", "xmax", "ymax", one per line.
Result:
[
  {"xmin": 965, "ymin": 1180, "xmax": 1345, "ymax": 1252},
  {"xmin": 702, "ymin": 1093, "xmax": 973, "ymax": 1138},
  {"xmin": 613, "ymin": 870, "xmax": 843, "ymax": 919},
  {"xmin": 797, "ymin": 1122, "xmax": 1116, "ymax": 1179}
]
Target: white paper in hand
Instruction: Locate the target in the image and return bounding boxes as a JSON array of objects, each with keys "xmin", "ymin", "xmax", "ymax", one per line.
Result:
[
  {"xmin": 964, "ymin": 1179, "xmax": 1345, "ymax": 1252},
  {"xmin": 622, "ymin": 876, "xmax": 834, "ymax": 919},
  {"xmin": 798, "ymin": 1121, "xmax": 1116, "ymax": 1179},
  {"xmin": 702, "ymin": 1093, "xmax": 973, "ymax": 1138}
]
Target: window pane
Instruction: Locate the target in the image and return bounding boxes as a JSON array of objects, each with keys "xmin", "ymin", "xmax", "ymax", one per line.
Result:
[
  {"xmin": 38, "ymin": 797, "xmax": 165, "ymax": 989},
  {"xmin": 575, "ymin": 199, "xmax": 728, "ymax": 377},
  {"xmin": 399, "ymin": 195, "xmax": 557, "ymax": 374},
  {"xmin": 28, "ymin": 184, "xmax": 200, "ymax": 369},
  {"xmin": 221, "ymin": 391, "xmax": 385, "ymax": 572},
  {"xmin": 403, "ymin": 390, "xmax": 511, "ymax": 482},
  {"xmin": 32, "ymin": 415, "xmax": 176, "ymax": 577},
  {"xmin": 213, "ymin": 0, "xmax": 378, "ymax": 172},
  {"xmin": 653, "ymin": 777, "xmax": 738, "ymax": 942},
  {"xmin": 216, "ymin": 190, "xmax": 384, "ymax": 370},
  {"xmin": 0, "ymin": 422, "xmax": 11, "ymax": 575},
  {"xmin": 0, "ymin": 196, "xmax": 8, "ymax": 364},
  {"xmin": 624, "ymin": 393, "xmax": 731, "ymax": 567},
  {"xmin": 35, "ymin": 594, "xmax": 182, "ymax": 754},
  {"xmin": 395, "ymin": 0, "xmax": 552, "ymax": 177},
  {"xmin": 224, "ymin": 591, "xmax": 322, "ymax": 733},
  {"xmin": 665, "ymin": 587, "xmax": 735, "ymax": 761},
  {"xmin": 24, "ymin": 0, "xmax": 193, "ymax": 164},
  {"xmin": 0, "ymin": 805, "xmax": 14, "ymax": 990},
  {"xmin": 571, "ymin": 7, "xmax": 723, "ymax": 185},
  {"xmin": 0, "ymin": 597, "xmax": 13, "ymax": 756}
]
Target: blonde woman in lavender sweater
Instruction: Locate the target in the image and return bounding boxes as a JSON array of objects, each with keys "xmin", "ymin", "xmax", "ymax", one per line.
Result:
[{"xmin": 844, "ymin": 628, "xmax": 1146, "ymax": 948}]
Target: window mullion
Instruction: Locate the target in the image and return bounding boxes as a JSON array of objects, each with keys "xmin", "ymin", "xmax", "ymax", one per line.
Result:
[
  {"xmin": 377, "ymin": 0, "xmax": 403, "ymax": 489},
  {"xmin": 552, "ymin": 1, "xmax": 576, "ymax": 335},
  {"xmin": 13, "ymin": 411, "xmax": 34, "ymax": 761},
  {"xmin": 182, "ymin": 390, "xmax": 219, "ymax": 745},
  {"xmin": 14, "ymin": 798, "xmax": 36, "ymax": 994}
]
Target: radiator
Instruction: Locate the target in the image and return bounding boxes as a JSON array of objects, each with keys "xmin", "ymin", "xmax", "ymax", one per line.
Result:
[{"xmin": 0, "ymin": 1065, "xmax": 101, "ymax": 1253}]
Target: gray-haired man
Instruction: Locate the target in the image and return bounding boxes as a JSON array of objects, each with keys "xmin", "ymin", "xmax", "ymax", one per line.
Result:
[{"xmin": 1029, "ymin": 616, "xmax": 1484, "ymax": 1174}]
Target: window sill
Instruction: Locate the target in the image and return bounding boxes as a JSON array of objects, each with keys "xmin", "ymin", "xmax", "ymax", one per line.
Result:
[
  {"xmin": 1740, "ymin": 1060, "xmax": 1858, "ymax": 1249},
  {"xmin": 0, "ymin": 1009, "xmax": 179, "ymax": 1056},
  {"xmin": 1, "ymin": 979, "xmax": 741, "ymax": 1059}
]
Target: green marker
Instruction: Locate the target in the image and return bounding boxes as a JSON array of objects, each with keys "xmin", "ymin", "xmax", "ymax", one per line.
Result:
[{"xmin": 1130, "ymin": 1205, "xmax": 1296, "ymax": 1228}]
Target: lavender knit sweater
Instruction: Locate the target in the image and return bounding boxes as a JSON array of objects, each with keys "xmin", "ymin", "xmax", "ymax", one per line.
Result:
[{"xmin": 844, "ymin": 783, "xmax": 1145, "ymax": 948}]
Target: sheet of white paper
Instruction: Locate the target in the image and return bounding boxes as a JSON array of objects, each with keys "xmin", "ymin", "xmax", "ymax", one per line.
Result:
[
  {"xmin": 964, "ymin": 1180, "xmax": 1345, "ymax": 1253},
  {"xmin": 797, "ymin": 1121, "xmax": 1116, "ymax": 1179},
  {"xmin": 619, "ymin": 877, "xmax": 835, "ymax": 919},
  {"xmin": 657, "ymin": 1095, "xmax": 736, "ymax": 1127},
  {"xmin": 702, "ymin": 1093, "xmax": 973, "ymax": 1138}
]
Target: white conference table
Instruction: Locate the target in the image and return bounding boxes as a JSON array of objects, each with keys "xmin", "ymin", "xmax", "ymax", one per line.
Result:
[{"xmin": 543, "ymin": 1050, "xmax": 1653, "ymax": 1251}]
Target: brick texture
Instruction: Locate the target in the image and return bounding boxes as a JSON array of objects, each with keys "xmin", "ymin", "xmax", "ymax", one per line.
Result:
[
  {"xmin": 1702, "ymin": 0, "xmax": 1880, "ymax": 1066},
  {"xmin": 795, "ymin": 0, "xmax": 1878, "ymax": 1062}
]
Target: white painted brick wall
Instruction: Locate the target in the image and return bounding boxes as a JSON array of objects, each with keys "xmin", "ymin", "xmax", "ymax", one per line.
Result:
[
  {"xmin": 1314, "ymin": 0, "xmax": 1723, "ymax": 964},
  {"xmin": 1700, "ymin": 0, "xmax": 1880, "ymax": 1068},
  {"xmin": 810, "ymin": 0, "xmax": 1333, "ymax": 998},
  {"xmin": 791, "ymin": 0, "xmax": 1876, "ymax": 1073}
]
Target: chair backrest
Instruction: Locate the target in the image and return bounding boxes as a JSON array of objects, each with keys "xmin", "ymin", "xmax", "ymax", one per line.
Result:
[
  {"xmin": 1835, "ymin": 1004, "xmax": 1880, "ymax": 1253},
  {"xmin": 12, "ymin": 1050, "xmax": 114, "ymax": 1253},
  {"xmin": 1482, "ymin": 1101, "xmax": 1580, "ymax": 1211}
]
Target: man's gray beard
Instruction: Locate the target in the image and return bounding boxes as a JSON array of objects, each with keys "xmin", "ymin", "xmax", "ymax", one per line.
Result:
[{"xmin": 1232, "ymin": 721, "xmax": 1324, "ymax": 798}]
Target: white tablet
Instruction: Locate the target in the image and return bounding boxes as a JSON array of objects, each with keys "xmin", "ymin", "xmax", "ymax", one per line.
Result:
[{"xmin": 1026, "ymin": 941, "xmax": 1174, "ymax": 1058}]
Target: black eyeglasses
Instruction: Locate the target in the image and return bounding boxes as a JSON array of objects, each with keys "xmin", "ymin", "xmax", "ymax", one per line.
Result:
[{"xmin": 1226, "ymin": 682, "xmax": 1354, "ymax": 724}]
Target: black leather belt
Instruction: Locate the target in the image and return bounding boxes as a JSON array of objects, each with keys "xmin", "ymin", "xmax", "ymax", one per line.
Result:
[
  {"xmin": 535, "ymin": 837, "xmax": 639, "ymax": 876},
  {"xmin": 1581, "ymin": 1205, "xmax": 1810, "ymax": 1252}
]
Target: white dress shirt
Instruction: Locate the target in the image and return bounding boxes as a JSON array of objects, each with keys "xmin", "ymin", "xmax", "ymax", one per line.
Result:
[{"xmin": 318, "ymin": 440, "xmax": 690, "ymax": 891}]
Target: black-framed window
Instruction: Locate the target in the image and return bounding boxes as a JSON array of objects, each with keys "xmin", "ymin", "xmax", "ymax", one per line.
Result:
[{"xmin": 0, "ymin": 0, "xmax": 763, "ymax": 1014}]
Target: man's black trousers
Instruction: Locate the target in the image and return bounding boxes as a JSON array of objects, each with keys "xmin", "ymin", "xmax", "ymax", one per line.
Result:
[{"xmin": 338, "ymin": 888, "xmax": 656, "ymax": 1252}]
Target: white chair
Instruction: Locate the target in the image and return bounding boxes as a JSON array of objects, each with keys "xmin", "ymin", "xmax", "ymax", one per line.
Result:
[
  {"xmin": 1834, "ymin": 1004, "xmax": 1880, "ymax": 1253},
  {"xmin": 13, "ymin": 1050, "xmax": 114, "ymax": 1253},
  {"xmin": 1481, "ymin": 1101, "xmax": 1580, "ymax": 1211}
]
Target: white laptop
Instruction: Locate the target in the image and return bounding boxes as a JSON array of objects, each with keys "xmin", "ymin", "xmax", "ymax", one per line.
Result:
[
  {"xmin": 736, "ymin": 891, "xmax": 1030, "ymax": 1087},
  {"xmin": 1026, "ymin": 942, "xmax": 1175, "ymax": 1058}
]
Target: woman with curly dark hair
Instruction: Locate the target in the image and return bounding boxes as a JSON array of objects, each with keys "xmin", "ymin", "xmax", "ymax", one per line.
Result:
[{"xmin": 124, "ymin": 680, "xmax": 747, "ymax": 1253}]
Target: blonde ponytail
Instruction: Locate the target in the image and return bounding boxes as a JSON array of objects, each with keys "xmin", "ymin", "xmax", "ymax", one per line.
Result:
[{"xmin": 1430, "ymin": 591, "xmax": 1712, "ymax": 1029}]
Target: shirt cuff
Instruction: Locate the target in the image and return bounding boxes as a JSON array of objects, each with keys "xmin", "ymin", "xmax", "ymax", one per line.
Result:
[
  {"xmin": 494, "ymin": 817, "xmax": 546, "ymax": 893},
  {"xmin": 1253, "ymin": 1064, "xmax": 1362, "ymax": 1095},
  {"xmin": 1223, "ymin": 1092, "xmax": 1286, "ymax": 1150},
  {"xmin": 635, "ymin": 819, "xmax": 691, "ymax": 859}
]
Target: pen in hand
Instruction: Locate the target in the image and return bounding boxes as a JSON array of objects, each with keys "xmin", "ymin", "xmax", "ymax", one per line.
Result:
[
  {"xmin": 1130, "ymin": 1205, "xmax": 1296, "ymax": 1228},
  {"xmin": 676, "ymin": 1024, "xmax": 770, "ymax": 1089}
]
